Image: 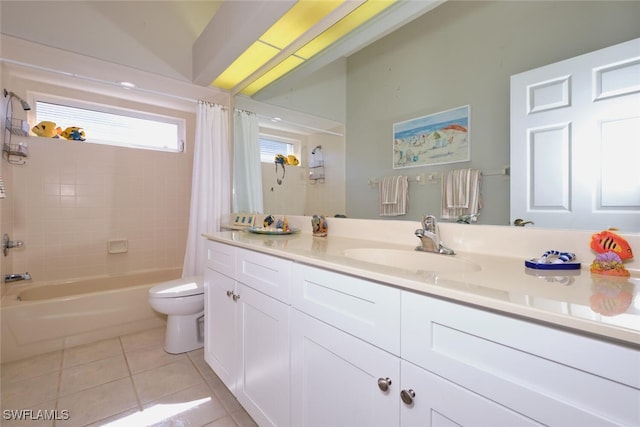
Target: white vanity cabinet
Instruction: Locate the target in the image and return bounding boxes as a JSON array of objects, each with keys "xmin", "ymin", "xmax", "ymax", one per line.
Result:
[
  {"xmin": 401, "ymin": 291, "xmax": 640, "ymax": 427},
  {"xmin": 290, "ymin": 263, "xmax": 402, "ymax": 427},
  {"xmin": 204, "ymin": 240, "xmax": 291, "ymax": 427},
  {"xmin": 204, "ymin": 241, "xmax": 237, "ymax": 392},
  {"xmin": 205, "ymin": 239, "xmax": 639, "ymax": 427}
]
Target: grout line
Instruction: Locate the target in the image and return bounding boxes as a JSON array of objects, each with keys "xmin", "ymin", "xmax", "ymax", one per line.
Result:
[{"xmin": 119, "ymin": 335, "xmax": 144, "ymax": 413}]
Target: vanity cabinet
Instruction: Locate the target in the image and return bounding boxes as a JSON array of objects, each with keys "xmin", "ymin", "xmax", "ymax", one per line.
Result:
[
  {"xmin": 204, "ymin": 240, "xmax": 291, "ymax": 427},
  {"xmin": 205, "ymin": 240, "xmax": 639, "ymax": 427},
  {"xmin": 290, "ymin": 263, "xmax": 402, "ymax": 427},
  {"xmin": 401, "ymin": 291, "xmax": 640, "ymax": 427},
  {"xmin": 204, "ymin": 241, "xmax": 237, "ymax": 392}
]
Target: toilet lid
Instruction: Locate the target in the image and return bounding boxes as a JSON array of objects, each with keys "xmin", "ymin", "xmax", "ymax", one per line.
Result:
[{"xmin": 149, "ymin": 276, "xmax": 204, "ymax": 298}]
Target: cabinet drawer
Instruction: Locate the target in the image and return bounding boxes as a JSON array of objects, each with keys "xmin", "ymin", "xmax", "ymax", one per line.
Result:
[
  {"xmin": 401, "ymin": 291, "xmax": 640, "ymax": 427},
  {"xmin": 206, "ymin": 240, "xmax": 235, "ymax": 277},
  {"xmin": 291, "ymin": 263, "xmax": 401, "ymax": 355},
  {"xmin": 236, "ymin": 248, "xmax": 291, "ymax": 304}
]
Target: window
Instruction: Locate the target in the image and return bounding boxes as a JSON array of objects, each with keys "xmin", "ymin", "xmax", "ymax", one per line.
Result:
[
  {"xmin": 34, "ymin": 97, "xmax": 185, "ymax": 152},
  {"xmin": 259, "ymin": 134, "xmax": 299, "ymax": 163}
]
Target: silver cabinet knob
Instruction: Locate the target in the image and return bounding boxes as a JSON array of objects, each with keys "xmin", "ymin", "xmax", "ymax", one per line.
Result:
[
  {"xmin": 377, "ymin": 377, "xmax": 392, "ymax": 392},
  {"xmin": 232, "ymin": 293, "xmax": 240, "ymax": 301},
  {"xmin": 226, "ymin": 290, "xmax": 233, "ymax": 297},
  {"xmin": 400, "ymin": 389, "xmax": 415, "ymax": 405}
]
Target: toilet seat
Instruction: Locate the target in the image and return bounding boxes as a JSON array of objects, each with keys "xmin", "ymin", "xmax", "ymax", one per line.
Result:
[{"xmin": 149, "ymin": 276, "xmax": 204, "ymax": 298}]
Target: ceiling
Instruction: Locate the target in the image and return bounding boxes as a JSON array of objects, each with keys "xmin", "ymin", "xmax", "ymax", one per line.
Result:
[{"xmin": 0, "ymin": 1, "xmax": 443, "ymax": 97}]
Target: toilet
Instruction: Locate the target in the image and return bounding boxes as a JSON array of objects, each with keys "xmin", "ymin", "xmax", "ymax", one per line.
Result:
[{"xmin": 148, "ymin": 275, "xmax": 205, "ymax": 354}]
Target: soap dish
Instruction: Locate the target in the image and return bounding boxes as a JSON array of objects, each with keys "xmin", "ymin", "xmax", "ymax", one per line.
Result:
[{"xmin": 524, "ymin": 250, "xmax": 581, "ymax": 270}]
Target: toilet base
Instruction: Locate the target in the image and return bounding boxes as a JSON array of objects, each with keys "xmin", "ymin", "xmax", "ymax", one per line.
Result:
[{"xmin": 164, "ymin": 310, "xmax": 205, "ymax": 354}]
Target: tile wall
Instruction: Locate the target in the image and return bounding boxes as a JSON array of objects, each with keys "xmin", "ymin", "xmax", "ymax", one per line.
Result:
[{"xmin": 6, "ymin": 136, "xmax": 193, "ymax": 282}]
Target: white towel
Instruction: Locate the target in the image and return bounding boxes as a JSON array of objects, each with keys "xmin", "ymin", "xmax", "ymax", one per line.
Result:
[
  {"xmin": 379, "ymin": 175, "xmax": 408, "ymax": 216},
  {"xmin": 441, "ymin": 169, "xmax": 482, "ymax": 220}
]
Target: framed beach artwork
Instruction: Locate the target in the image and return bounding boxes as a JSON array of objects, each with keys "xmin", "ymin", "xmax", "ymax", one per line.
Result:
[{"xmin": 393, "ymin": 105, "xmax": 470, "ymax": 169}]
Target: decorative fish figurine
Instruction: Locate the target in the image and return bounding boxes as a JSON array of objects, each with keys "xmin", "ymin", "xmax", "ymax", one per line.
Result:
[{"xmin": 590, "ymin": 229, "xmax": 633, "ymax": 260}]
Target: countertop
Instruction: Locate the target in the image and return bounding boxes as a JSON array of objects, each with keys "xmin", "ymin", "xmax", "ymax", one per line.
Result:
[{"xmin": 204, "ymin": 230, "xmax": 640, "ymax": 347}]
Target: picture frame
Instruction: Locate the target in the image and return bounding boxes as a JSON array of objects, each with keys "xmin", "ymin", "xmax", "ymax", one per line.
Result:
[{"xmin": 393, "ymin": 105, "xmax": 470, "ymax": 169}]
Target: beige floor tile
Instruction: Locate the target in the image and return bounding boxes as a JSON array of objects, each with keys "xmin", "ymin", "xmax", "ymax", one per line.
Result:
[
  {"xmin": 132, "ymin": 358, "xmax": 204, "ymax": 404},
  {"xmin": 0, "ymin": 400, "xmax": 57, "ymax": 427},
  {"xmin": 230, "ymin": 409, "xmax": 259, "ymax": 427},
  {"xmin": 59, "ymin": 353, "xmax": 129, "ymax": 396},
  {"xmin": 125, "ymin": 344, "xmax": 186, "ymax": 374},
  {"xmin": 188, "ymin": 348, "xmax": 219, "ymax": 380},
  {"xmin": 0, "ymin": 351, "xmax": 62, "ymax": 384},
  {"xmin": 63, "ymin": 338, "xmax": 123, "ymax": 368},
  {"xmin": 210, "ymin": 383, "xmax": 242, "ymax": 414},
  {"xmin": 0, "ymin": 371, "xmax": 60, "ymax": 410},
  {"xmin": 144, "ymin": 382, "xmax": 228, "ymax": 427},
  {"xmin": 83, "ymin": 408, "xmax": 141, "ymax": 427},
  {"xmin": 56, "ymin": 377, "xmax": 139, "ymax": 427},
  {"xmin": 120, "ymin": 327, "xmax": 166, "ymax": 353},
  {"xmin": 204, "ymin": 415, "xmax": 238, "ymax": 427}
]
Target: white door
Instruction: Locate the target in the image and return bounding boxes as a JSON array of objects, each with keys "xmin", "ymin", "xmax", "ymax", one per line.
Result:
[
  {"xmin": 204, "ymin": 268, "xmax": 238, "ymax": 393},
  {"xmin": 290, "ymin": 309, "xmax": 400, "ymax": 427},
  {"xmin": 236, "ymin": 283, "xmax": 290, "ymax": 427},
  {"xmin": 510, "ymin": 37, "xmax": 640, "ymax": 231}
]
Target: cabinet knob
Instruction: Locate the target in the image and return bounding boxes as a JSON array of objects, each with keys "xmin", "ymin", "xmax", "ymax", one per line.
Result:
[
  {"xmin": 377, "ymin": 377, "xmax": 392, "ymax": 392},
  {"xmin": 232, "ymin": 293, "xmax": 240, "ymax": 301},
  {"xmin": 400, "ymin": 389, "xmax": 415, "ymax": 405},
  {"xmin": 226, "ymin": 290, "xmax": 233, "ymax": 297}
]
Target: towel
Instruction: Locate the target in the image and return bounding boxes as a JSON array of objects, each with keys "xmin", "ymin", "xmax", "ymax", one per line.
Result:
[
  {"xmin": 441, "ymin": 169, "xmax": 482, "ymax": 220},
  {"xmin": 379, "ymin": 175, "xmax": 409, "ymax": 216}
]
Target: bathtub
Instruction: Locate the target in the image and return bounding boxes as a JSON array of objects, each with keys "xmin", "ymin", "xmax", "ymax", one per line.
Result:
[{"xmin": 1, "ymin": 268, "xmax": 181, "ymax": 363}]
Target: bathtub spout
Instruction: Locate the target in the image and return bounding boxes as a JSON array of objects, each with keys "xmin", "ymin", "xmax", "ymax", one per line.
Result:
[{"xmin": 4, "ymin": 273, "xmax": 31, "ymax": 283}]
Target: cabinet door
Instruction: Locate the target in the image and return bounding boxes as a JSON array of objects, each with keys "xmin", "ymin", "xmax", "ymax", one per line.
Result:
[
  {"xmin": 204, "ymin": 268, "xmax": 238, "ymax": 393},
  {"xmin": 291, "ymin": 309, "xmax": 399, "ymax": 427},
  {"xmin": 236, "ymin": 283, "xmax": 291, "ymax": 427},
  {"xmin": 401, "ymin": 291, "xmax": 640, "ymax": 426},
  {"xmin": 400, "ymin": 361, "xmax": 543, "ymax": 427}
]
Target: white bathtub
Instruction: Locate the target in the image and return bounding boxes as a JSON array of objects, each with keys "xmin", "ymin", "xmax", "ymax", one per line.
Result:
[{"xmin": 1, "ymin": 268, "xmax": 181, "ymax": 363}]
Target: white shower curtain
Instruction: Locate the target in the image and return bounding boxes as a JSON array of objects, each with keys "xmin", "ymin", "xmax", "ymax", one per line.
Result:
[
  {"xmin": 232, "ymin": 109, "xmax": 263, "ymax": 213},
  {"xmin": 182, "ymin": 102, "xmax": 230, "ymax": 277}
]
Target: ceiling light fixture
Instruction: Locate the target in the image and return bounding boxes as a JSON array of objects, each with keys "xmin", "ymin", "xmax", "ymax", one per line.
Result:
[{"xmin": 211, "ymin": 0, "xmax": 396, "ymax": 96}]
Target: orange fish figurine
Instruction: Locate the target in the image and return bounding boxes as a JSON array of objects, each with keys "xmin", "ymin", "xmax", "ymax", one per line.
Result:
[{"xmin": 590, "ymin": 229, "xmax": 633, "ymax": 260}]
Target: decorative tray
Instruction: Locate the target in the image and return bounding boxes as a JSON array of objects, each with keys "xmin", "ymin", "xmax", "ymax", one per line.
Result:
[{"xmin": 247, "ymin": 227, "xmax": 300, "ymax": 235}]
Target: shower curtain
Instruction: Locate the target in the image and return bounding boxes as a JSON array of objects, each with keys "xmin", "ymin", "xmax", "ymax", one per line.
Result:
[
  {"xmin": 233, "ymin": 109, "xmax": 263, "ymax": 213},
  {"xmin": 182, "ymin": 102, "xmax": 230, "ymax": 277}
]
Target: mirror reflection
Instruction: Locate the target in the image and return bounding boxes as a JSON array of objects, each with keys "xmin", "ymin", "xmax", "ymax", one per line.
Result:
[{"xmin": 237, "ymin": 1, "xmax": 640, "ymax": 231}]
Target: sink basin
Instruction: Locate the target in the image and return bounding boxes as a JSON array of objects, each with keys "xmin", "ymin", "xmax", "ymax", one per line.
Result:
[{"xmin": 342, "ymin": 248, "xmax": 481, "ymax": 273}]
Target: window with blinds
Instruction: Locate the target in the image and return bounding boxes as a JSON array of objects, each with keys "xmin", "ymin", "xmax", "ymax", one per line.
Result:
[
  {"xmin": 35, "ymin": 99, "xmax": 185, "ymax": 152},
  {"xmin": 259, "ymin": 135, "xmax": 298, "ymax": 163}
]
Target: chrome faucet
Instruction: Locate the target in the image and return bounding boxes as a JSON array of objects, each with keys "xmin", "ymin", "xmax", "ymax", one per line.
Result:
[
  {"xmin": 415, "ymin": 215, "xmax": 455, "ymax": 255},
  {"xmin": 4, "ymin": 272, "xmax": 31, "ymax": 283}
]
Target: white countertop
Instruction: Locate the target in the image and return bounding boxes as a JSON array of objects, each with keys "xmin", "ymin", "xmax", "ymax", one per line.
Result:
[{"xmin": 205, "ymin": 226, "xmax": 640, "ymax": 348}]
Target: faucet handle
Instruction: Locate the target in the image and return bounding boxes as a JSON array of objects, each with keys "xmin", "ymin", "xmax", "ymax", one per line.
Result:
[{"xmin": 422, "ymin": 214, "xmax": 437, "ymax": 232}]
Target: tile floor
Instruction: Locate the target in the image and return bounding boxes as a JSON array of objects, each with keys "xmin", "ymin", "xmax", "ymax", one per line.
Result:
[{"xmin": 0, "ymin": 327, "xmax": 257, "ymax": 427}]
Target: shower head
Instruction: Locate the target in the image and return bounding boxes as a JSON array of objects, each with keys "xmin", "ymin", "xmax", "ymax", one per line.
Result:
[
  {"xmin": 311, "ymin": 145, "xmax": 322, "ymax": 155},
  {"xmin": 3, "ymin": 89, "xmax": 31, "ymax": 111}
]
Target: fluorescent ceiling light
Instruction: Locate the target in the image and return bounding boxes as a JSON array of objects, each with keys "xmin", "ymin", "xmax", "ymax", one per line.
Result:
[{"xmin": 211, "ymin": 0, "xmax": 396, "ymax": 96}]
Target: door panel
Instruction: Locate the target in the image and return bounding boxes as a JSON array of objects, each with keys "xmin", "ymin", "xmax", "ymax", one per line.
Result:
[{"xmin": 511, "ymin": 38, "xmax": 640, "ymax": 230}]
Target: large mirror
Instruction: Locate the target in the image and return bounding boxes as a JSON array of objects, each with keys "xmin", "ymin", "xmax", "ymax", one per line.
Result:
[{"xmin": 237, "ymin": 1, "xmax": 640, "ymax": 231}]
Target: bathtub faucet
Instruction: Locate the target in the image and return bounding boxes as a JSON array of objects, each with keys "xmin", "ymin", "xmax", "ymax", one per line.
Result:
[{"xmin": 4, "ymin": 272, "xmax": 32, "ymax": 283}]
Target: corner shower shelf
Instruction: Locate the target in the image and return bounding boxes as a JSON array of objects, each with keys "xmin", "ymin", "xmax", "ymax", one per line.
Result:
[
  {"xmin": 5, "ymin": 117, "xmax": 30, "ymax": 137},
  {"xmin": 308, "ymin": 160, "xmax": 325, "ymax": 183}
]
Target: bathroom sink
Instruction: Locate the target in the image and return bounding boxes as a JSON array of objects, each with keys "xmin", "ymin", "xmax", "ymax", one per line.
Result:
[{"xmin": 342, "ymin": 248, "xmax": 481, "ymax": 273}]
